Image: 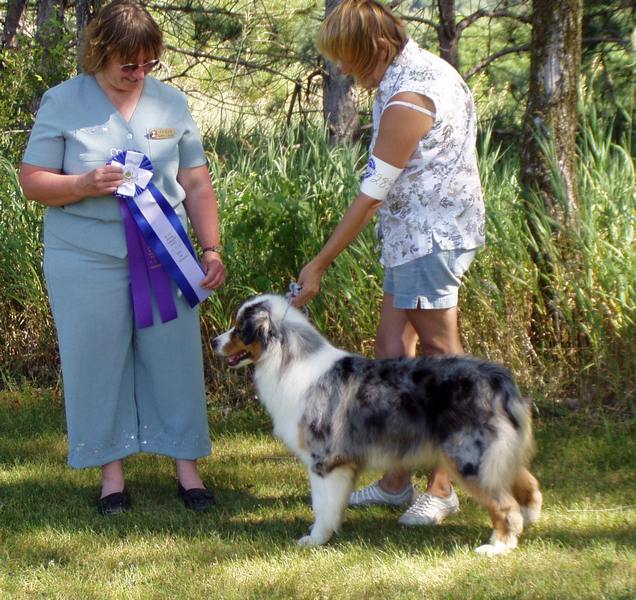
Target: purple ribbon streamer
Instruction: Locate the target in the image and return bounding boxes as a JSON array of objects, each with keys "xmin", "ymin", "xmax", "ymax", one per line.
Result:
[
  {"xmin": 141, "ymin": 234, "xmax": 178, "ymax": 324},
  {"xmin": 118, "ymin": 198, "xmax": 178, "ymax": 328}
]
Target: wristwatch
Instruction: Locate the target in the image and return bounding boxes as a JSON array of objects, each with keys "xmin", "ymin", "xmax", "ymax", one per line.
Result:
[{"xmin": 202, "ymin": 245, "xmax": 223, "ymax": 254}]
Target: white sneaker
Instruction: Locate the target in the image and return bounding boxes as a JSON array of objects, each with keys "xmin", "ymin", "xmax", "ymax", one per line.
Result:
[
  {"xmin": 349, "ymin": 480, "xmax": 415, "ymax": 507},
  {"xmin": 398, "ymin": 487, "xmax": 460, "ymax": 526}
]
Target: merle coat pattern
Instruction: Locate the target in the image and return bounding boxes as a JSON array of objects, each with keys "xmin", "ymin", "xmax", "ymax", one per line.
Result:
[{"xmin": 213, "ymin": 294, "xmax": 542, "ymax": 556}]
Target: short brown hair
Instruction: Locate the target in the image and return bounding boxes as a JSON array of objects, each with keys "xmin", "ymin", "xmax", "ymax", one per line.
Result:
[
  {"xmin": 79, "ymin": 0, "xmax": 163, "ymax": 74},
  {"xmin": 317, "ymin": 0, "xmax": 407, "ymax": 82}
]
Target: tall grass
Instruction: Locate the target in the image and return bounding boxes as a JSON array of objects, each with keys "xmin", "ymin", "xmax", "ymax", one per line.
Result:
[
  {"xmin": 203, "ymin": 116, "xmax": 635, "ymax": 407},
  {"xmin": 205, "ymin": 122, "xmax": 380, "ymax": 337},
  {"xmin": 0, "ymin": 157, "xmax": 57, "ymax": 388},
  {"xmin": 462, "ymin": 114, "xmax": 635, "ymax": 404},
  {"xmin": 1, "ymin": 110, "xmax": 634, "ymax": 408}
]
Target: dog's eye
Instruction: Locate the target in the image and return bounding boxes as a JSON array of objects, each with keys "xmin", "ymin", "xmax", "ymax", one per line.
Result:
[
  {"xmin": 234, "ymin": 324, "xmax": 249, "ymax": 343},
  {"xmin": 236, "ymin": 319, "xmax": 261, "ymax": 345}
]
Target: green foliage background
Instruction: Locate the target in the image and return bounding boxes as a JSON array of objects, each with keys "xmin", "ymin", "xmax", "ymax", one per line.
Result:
[{"xmin": 0, "ymin": 1, "xmax": 634, "ymax": 410}]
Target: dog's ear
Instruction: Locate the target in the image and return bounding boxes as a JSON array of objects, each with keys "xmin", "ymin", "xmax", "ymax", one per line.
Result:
[{"xmin": 237, "ymin": 301, "xmax": 279, "ymax": 345}]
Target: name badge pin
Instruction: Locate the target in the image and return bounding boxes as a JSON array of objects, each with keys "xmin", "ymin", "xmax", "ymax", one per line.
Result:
[{"xmin": 147, "ymin": 128, "xmax": 177, "ymax": 140}]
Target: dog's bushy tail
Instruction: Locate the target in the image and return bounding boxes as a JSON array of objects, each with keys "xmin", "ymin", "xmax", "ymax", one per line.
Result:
[{"xmin": 479, "ymin": 365, "xmax": 535, "ymax": 494}]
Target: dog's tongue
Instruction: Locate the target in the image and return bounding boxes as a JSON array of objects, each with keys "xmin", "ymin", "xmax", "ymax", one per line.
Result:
[{"xmin": 227, "ymin": 351, "xmax": 247, "ymax": 367}]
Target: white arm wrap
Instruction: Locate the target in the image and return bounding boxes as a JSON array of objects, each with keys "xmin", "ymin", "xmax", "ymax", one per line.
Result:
[{"xmin": 359, "ymin": 155, "xmax": 404, "ymax": 201}]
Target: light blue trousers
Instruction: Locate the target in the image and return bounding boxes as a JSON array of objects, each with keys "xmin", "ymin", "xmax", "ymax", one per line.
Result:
[{"xmin": 43, "ymin": 232, "xmax": 211, "ymax": 468}]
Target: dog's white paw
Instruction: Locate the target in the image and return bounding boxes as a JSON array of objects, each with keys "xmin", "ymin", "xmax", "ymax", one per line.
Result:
[
  {"xmin": 474, "ymin": 539, "xmax": 515, "ymax": 556},
  {"xmin": 521, "ymin": 501, "xmax": 542, "ymax": 526},
  {"xmin": 297, "ymin": 526, "xmax": 333, "ymax": 547},
  {"xmin": 297, "ymin": 534, "xmax": 325, "ymax": 547}
]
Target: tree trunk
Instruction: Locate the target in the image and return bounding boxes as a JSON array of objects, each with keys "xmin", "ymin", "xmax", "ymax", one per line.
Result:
[
  {"xmin": 437, "ymin": 0, "xmax": 459, "ymax": 70},
  {"xmin": 521, "ymin": 0, "xmax": 582, "ymax": 223},
  {"xmin": 322, "ymin": 0, "xmax": 359, "ymax": 144},
  {"xmin": 36, "ymin": 0, "xmax": 67, "ymax": 86},
  {"xmin": 2, "ymin": 0, "xmax": 28, "ymax": 49},
  {"xmin": 520, "ymin": 0, "xmax": 583, "ymax": 343},
  {"xmin": 75, "ymin": 0, "xmax": 100, "ymax": 70}
]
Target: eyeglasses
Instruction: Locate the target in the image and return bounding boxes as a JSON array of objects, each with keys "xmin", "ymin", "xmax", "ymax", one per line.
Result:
[{"xmin": 119, "ymin": 59, "xmax": 160, "ymax": 74}]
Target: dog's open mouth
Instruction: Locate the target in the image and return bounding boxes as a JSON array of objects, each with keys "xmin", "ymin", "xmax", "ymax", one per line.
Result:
[{"xmin": 226, "ymin": 350, "xmax": 251, "ymax": 367}]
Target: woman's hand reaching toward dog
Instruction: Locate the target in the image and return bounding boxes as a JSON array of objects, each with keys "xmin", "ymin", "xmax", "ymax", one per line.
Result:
[{"xmin": 292, "ymin": 259, "xmax": 327, "ymax": 307}]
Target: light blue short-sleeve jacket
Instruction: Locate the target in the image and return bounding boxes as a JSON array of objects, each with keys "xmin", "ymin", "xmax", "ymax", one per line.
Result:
[{"xmin": 23, "ymin": 74, "xmax": 207, "ymax": 257}]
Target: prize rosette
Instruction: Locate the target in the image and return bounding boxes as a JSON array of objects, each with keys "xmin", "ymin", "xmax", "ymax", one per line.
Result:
[{"xmin": 110, "ymin": 150, "xmax": 211, "ymax": 328}]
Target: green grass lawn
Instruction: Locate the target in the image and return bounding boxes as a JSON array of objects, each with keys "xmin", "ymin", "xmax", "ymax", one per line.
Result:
[{"xmin": 1, "ymin": 387, "xmax": 634, "ymax": 599}]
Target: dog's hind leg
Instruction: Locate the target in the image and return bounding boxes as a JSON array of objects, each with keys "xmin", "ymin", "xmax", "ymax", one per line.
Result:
[
  {"xmin": 297, "ymin": 467, "xmax": 356, "ymax": 547},
  {"xmin": 512, "ymin": 467, "xmax": 542, "ymax": 526},
  {"xmin": 462, "ymin": 480, "xmax": 524, "ymax": 556}
]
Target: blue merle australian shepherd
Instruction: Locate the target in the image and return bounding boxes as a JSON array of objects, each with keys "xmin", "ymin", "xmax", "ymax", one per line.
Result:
[{"xmin": 213, "ymin": 294, "xmax": 542, "ymax": 556}]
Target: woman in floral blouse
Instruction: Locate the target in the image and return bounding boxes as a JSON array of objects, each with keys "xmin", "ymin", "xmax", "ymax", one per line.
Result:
[{"xmin": 292, "ymin": 0, "xmax": 485, "ymax": 526}]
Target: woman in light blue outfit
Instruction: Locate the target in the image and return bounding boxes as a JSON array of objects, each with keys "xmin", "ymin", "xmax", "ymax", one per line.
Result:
[{"xmin": 19, "ymin": 0, "xmax": 225, "ymax": 514}]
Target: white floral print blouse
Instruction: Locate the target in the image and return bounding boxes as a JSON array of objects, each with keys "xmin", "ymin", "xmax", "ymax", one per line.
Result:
[{"xmin": 370, "ymin": 39, "xmax": 485, "ymax": 267}]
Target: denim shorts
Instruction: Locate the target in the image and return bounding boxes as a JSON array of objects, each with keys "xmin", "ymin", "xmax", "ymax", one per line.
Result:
[{"xmin": 383, "ymin": 244, "xmax": 477, "ymax": 309}]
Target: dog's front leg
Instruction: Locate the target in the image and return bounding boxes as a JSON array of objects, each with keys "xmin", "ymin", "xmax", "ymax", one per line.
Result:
[{"xmin": 297, "ymin": 467, "xmax": 355, "ymax": 546}]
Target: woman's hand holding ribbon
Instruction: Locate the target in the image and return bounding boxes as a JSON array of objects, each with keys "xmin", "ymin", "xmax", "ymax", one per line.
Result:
[
  {"xmin": 200, "ymin": 252, "xmax": 226, "ymax": 290},
  {"xmin": 78, "ymin": 164, "xmax": 125, "ymax": 197}
]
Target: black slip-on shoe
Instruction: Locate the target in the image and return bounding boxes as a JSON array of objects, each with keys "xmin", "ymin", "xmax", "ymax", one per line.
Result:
[
  {"xmin": 178, "ymin": 483, "xmax": 216, "ymax": 512},
  {"xmin": 97, "ymin": 489, "xmax": 130, "ymax": 515}
]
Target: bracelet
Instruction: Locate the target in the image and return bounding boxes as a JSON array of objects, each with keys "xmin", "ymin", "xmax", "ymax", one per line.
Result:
[{"xmin": 202, "ymin": 244, "xmax": 223, "ymax": 254}]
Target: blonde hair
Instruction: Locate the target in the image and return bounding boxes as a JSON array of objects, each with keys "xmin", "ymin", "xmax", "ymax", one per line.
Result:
[
  {"xmin": 317, "ymin": 0, "xmax": 407, "ymax": 82},
  {"xmin": 79, "ymin": 0, "xmax": 163, "ymax": 74}
]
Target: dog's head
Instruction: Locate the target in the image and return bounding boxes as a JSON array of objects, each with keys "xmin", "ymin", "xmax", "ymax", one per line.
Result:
[{"xmin": 212, "ymin": 294, "xmax": 302, "ymax": 368}]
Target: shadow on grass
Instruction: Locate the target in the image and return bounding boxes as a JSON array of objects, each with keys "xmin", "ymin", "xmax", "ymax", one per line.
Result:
[
  {"xmin": 0, "ymin": 476, "xmax": 494, "ymax": 561},
  {"xmin": 1, "ymin": 388, "xmax": 635, "ymax": 561},
  {"xmin": 3, "ymin": 471, "xmax": 635, "ymax": 560}
]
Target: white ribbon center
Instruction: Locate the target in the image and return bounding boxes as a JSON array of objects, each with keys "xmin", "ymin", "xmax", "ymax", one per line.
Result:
[{"xmin": 113, "ymin": 151, "xmax": 153, "ymax": 197}]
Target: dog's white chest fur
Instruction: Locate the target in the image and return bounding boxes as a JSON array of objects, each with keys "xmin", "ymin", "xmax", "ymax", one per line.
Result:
[{"xmin": 255, "ymin": 345, "xmax": 345, "ymax": 459}]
